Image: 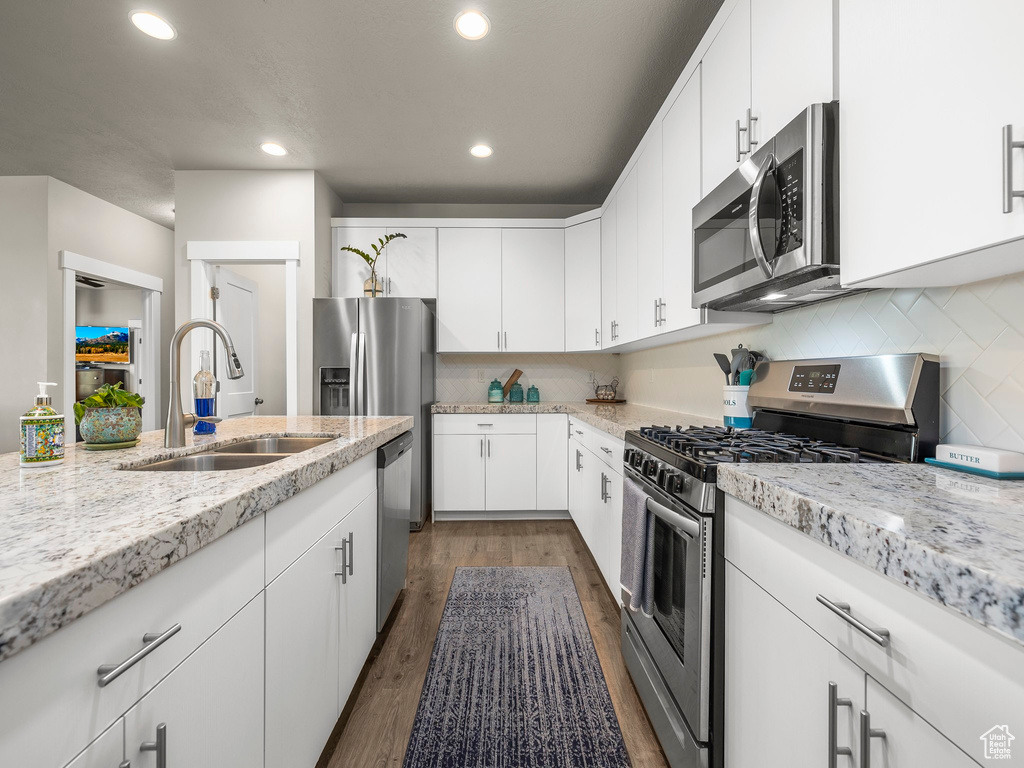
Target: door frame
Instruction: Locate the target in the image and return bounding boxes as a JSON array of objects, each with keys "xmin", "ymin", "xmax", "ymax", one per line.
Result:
[
  {"xmin": 186, "ymin": 241, "xmax": 299, "ymax": 417},
  {"xmin": 59, "ymin": 250, "xmax": 162, "ymax": 437}
]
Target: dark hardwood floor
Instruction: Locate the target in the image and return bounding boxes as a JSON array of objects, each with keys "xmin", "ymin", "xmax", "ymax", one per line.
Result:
[{"xmin": 322, "ymin": 518, "xmax": 668, "ymax": 768}]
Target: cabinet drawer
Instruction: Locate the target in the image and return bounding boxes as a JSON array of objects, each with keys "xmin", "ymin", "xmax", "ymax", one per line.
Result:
[
  {"xmin": 265, "ymin": 453, "xmax": 375, "ymax": 583},
  {"xmin": 590, "ymin": 429, "xmax": 624, "ymax": 473},
  {"xmin": 725, "ymin": 495, "xmax": 1024, "ymax": 763},
  {"xmin": 0, "ymin": 516, "xmax": 263, "ymax": 768},
  {"xmin": 433, "ymin": 413, "xmax": 537, "ymax": 434}
]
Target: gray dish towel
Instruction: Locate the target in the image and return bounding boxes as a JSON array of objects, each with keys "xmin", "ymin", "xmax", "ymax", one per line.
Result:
[{"xmin": 621, "ymin": 476, "xmax": 655, "ymax": 616}]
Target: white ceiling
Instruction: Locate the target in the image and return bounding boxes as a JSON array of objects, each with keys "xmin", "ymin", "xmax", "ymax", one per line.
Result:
[{"xmin": 0, "ymin": 0, "xmax": 723, "ymax": 228}]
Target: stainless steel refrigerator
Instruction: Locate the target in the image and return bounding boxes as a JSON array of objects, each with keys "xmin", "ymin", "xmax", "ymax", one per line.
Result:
[{"xmin": 312, "ymin": 297, "xmax": 435, "ymax": 529}]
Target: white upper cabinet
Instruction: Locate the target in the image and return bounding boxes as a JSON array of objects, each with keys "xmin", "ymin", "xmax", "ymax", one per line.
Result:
[
  {"xmin": 437, "ymin": 228, "xmax": 502, "ymax": 352},
  {"xmin": 564, "ymin": 219, "xmax": 603, "ymax": 351},
  {"xmin": 749, "ymin": 0, "xmax": 834, "ymax": 144},
  {"xmin": 840, "ymin": 0, "xmax": 1024, "ymax": 287},
  {"xmin": 601, "ymin": 197, "xmax": 618, "ymax": 349},
  {"xmin": 701, "ymin": 0, "xmax": 751, "ymax": 194},
  {"xmin": 501, "ymin": 228, "xmax": 565, "ymax": 352},
  {"xmin": 662, "ymin": 66, "xmax": 704, "ymax": 331},
  {"xmin": 615, "ymin": 166, "xmax": 640, "ymax": 346},
  {"xmin": 384, "ymin": 227, "xmax": 437, "ymax": 298},
  {"xmin": 637, "ymin": 121, "xmax": 665, "ymax": 339},
  {"xmin": 333, "ymin": 226, "xmax": 385, "ymax": 298}
]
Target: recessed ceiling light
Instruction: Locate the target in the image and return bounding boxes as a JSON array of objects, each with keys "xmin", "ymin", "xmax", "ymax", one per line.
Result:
[
  {"xmin": 454, "ymin": 11, "xmax": 490, "ymax": 40},
  {"xmin": 470, "ymin": 144, "xmax": 493, "ymax": 158},
  {"xmin": 759, "ymin": 292, "xmax": 788, "ymax": 301},
  {"xmin": 260, "ymin": 142, "xmax": 288, "ymax": 156},
  {"xmin": 130, "ymin": 11, "xmax": 177, "ymax": 40}
]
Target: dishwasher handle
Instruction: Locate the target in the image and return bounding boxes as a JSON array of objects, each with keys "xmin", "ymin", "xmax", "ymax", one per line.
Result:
[{"xmin": 378, "ymin": 431, "xmax": 413, "ymax": 468}]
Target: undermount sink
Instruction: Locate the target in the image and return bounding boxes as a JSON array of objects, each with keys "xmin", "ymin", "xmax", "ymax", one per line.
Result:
[
  {"xmin": 126, "ymin": 436, "xmax": 336, "ymax": 472},
  {"xmin": 214, "ymin": 437, "xmax": 335, "ymax": 454},
  {"xmin": 130, "ymin": 453, "xmax": 291, "ymax": 472}
]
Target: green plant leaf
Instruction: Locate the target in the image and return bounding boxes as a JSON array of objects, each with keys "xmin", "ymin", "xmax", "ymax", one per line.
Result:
[{"xmin": 73, "ymin": 402, "xmax": 84, "ymax": 425}]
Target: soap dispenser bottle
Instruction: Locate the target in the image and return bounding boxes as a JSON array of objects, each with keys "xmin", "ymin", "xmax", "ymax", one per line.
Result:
[
  {"xmin": 193, "ymin": 350, "xmax": 217, "ymax": 434},
  {"xmin": 20, "ymin": 382, "xmax": 64, "ymax": 467}
]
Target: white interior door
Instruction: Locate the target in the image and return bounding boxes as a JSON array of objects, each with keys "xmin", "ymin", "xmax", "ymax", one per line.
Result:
[{"xmin": 213, "ymin": 266, "xmax": 259, "ymax": 419}]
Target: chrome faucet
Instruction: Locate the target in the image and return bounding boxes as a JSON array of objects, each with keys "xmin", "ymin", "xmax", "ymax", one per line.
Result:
[{"xmin": 165, "ymin": 319, "xmax": 245, "ymax": 448}]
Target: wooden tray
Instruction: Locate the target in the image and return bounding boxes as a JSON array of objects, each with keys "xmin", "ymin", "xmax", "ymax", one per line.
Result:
[{"xmin": 586, "ymin": 398, "xmax": 626, "ymax": 404}]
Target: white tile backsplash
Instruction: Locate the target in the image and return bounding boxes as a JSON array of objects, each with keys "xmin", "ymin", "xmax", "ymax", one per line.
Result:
[
  {"xmin": 436, "ymin": 353, "xmax": 621, "ymax": 403},
  {"xmin": 620, "ymin": 272, "xmax": 1024, "ymax": 452}
]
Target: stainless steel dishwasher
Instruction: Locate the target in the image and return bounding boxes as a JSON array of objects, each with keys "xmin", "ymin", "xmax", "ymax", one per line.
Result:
[{"xmin": 377, "ymin": 431, "xmax": 413, "ymax": 632}]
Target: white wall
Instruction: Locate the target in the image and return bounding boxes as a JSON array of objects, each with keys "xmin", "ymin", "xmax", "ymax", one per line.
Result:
[
  {"xmin": 75, "ymin": 287, "xmax": 143, "ymax": 327},
  {"xmin": 0, "ymin": 178, "xmax": 50, "ymax": 452},
  {"xmin": 47, "ymin": 178, "xmax": 174, "ymax": 428},
  {"xmin": 173, "ymin": 170, "xmax": 342, "ymax": 414},
  {"xmin": 621, "ymin": 273, "xmax": 1024, "ymax": 452}
]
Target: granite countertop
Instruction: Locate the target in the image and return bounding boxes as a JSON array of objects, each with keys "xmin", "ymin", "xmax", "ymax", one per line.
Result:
[
  {"xmin": 717, "ymin": 462, "xmax": 1024, "ymax": 646},
  {"xmin": 431, "ymin": 401, "xmax": 716, "ymax": 440},
  {"xmin": 0, "ymin": 415, "xmax": 412, "ymax": 663}
]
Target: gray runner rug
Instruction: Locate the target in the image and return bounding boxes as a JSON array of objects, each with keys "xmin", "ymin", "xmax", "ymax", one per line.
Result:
[{"xmin": 403, "ymin": 566, "xmax": 631, "ymax": 768}]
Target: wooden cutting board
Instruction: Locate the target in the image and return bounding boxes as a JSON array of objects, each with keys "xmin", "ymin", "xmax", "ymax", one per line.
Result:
[
  {"xmin": 503, "ymin": 369, "xmax": 523, "ymax": 397},
  {"xmin": 585, "ymin": 398, "xmax": 627, "ymax": 404}
]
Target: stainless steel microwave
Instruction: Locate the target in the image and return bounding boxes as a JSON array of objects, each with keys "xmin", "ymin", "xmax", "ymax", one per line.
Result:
[{"xmin": 692, "ymin": 102, "xmax": 848, "ymax": 312}]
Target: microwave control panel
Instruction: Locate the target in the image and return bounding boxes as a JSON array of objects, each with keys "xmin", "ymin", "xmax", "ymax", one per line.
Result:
[
  {"xmin": 776, "ymin": 149, "xmax": 804, "ymax": 255},
  {"xmin": 788, "ymin": 364, "xmax": 840, "ymax": 393}
]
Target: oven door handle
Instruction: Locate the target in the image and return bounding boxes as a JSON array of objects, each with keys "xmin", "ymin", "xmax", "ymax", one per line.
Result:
[
  {"xmin": 646, "ymin": 497, "xmax": 701, "ymax": 539},
  {"xmin": 748, "ymin": 151, "xmax": 777, "ymax": 279}
]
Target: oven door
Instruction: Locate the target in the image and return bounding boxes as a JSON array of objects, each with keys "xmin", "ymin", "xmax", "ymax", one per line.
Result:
[{"xmin": 627, "ymin": 470, "xmax": 713, "ymax": 742}]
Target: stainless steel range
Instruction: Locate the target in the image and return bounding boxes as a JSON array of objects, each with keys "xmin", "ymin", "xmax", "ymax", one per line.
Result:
[{"xmin": 620, "ymin": 353, "xmax": 939, "ymax": 768}]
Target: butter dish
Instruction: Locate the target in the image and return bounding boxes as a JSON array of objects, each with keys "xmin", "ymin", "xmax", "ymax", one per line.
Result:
[{"xmin": 925, "ymin": 443, "xmax": 1024, "ymax": 480}]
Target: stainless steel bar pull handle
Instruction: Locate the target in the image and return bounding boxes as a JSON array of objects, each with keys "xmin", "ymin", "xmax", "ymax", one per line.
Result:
[
  {"xmin": 504, "ymin": 331, "xmax": 508, "ymax": 349},
  {"xmin": 595, "ymin": 328, "xmax": 599, "ymax": 347},
  {"xmin": 600, "ymin": 446, "xmax": 613, "ymax": 454},
  {"xmin": 346, "ymin": 531, "xmax": 354, "ymax": 577},
  {"xmin": 576, "ymin": 449, "xmax": 581, "ymax": 472},
  {"xmin": 387, "ymin": 277, "xmax": 392, "ymax": 294},
  {"xmin": 817, "ymin": 595, "xmax": 891, "ymax": 647},
  {"xmin": 497, "ymin": 331, "xmax": 500, "ymax": 350},
  {"xmin": 736, "ymin": 118, "xmax": 749, "ymax": 161},
  {"xmin": 140, "ymin": 723, "xmax": 167, "ymax": 768},
  {"xmin": 97, "ymin": 625, "xmax": 182, "ymax": 687},
  {"xmin": 746, "ymin": 107, "xmax": 759, "ymax": 152},
  {"xmin": 600, "ymin": 473, "xmax": 610, "ymax": 502},
  {"xmin": 1003, "ymin": 124, "xmax": 1024, "ymax": 213},
  {"xmin": 487, "ymin": 438, "xmax": 491, "ymax": 458},
  {"xmin": 120, "ymin": 762, "xmax": 132, "ymax": 768},
  {"xmin": 654, "ymin": 299, "xmax": 659, "ymax": 326},
  {"xmin": 480, "ymin": 438, "xmax": 484, "ymax": 458},
  {"xmin": 828, "ymin": 682, "xmax": 853, "ymax": 768},
  {"xmin": 335, "ymin": 540, "xmax": 347, "ymax": 582},
  {"xmin": 859, "ymin": 710, "xmax": 886, "ymax": 768}
]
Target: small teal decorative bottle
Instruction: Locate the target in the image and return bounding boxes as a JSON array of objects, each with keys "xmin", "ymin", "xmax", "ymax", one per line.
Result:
[
  {"xmin": 509, "ymin": 382, "xmax": 524, "ymax": 403},
  {"xmin": 488, "ymin": 378, "xmax": 504, "ymax": 403},
  {"xmin": 526, "ymin": 385, "xmax": 540, "ymax": 403}
]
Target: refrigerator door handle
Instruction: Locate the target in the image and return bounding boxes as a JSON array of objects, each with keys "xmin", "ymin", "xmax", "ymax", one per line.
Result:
[
  {"xmin": 357, "ymin": 332, "xmax": 367, "ymax": 415},
  {"xmin": 349, "ymin": 332, "xmax": 359, "ymax": 416}
]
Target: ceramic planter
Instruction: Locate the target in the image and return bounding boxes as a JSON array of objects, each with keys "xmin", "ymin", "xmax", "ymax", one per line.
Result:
[{"xmin": 79, "ymin": 406, "xmax": 143, "ymax": 444}]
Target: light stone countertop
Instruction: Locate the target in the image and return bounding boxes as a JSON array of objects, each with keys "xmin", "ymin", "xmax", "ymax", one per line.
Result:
[
  {"xmin": 717, "ymin": 462, "xmax": 1024, "ymax": 646},
  {"xmin": 431, "ymin": 401, "xmax": 718, "ymax": 440},
  {"xmin": 0, "ymin": 415, "xmax": 412, "ymax": 663}
]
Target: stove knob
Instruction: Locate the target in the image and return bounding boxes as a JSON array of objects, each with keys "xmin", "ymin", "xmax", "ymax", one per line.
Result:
[
  {"xmin": 623, "ymin": 448, "xmax": 635, "ymax": 464},
  {"xmin": 632, "ymin": 452, "xmax": 645, "ymax": 469},
  {"xmin": 657, "ymin": 466, "xmax": 670, "ymax": 488},
  {"xmin": 667, "ymin": 473, "xmax": 686, "ymax": 494},
  {"xmin": 643, "ymin": 459, "xmax": 659, "ymax": 477}
]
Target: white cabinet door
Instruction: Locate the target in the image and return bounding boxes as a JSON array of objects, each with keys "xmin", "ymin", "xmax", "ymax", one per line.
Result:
[
  {"xmin": 126, "ymin": 596, "xmax": 264, "ymax": 768},
  {"xmin": 637, "ymin": 121, "xmax": 665, "ymax": 339},
  {"xmin": 601, "ymin": 469, "xmax": 623, "ymax": 597},
  {"xmin": 569, "ymin": 443, "xmax": 584, "ymax": 526},
  {"xmin": 750, "ymin": 0, "xmax": 833, "ymax": 143},
  {"xmin": 65, "ymin": 722, "xmax": 123, "ymax": 768},
  {"xmin": 564, "ymin": 219, "xmax": 603, "ymax": 351},
  {"xmin": 662, "ymin": 66, "xmax": 704, "ymax": 332},
  {"xmin": 725, "ymin": 562, "xmax": 865, "ymax": 768},
  {"xmin": 615, "ymin": 166, "xmax": 639, "ymax": 345},
  {"xmin": 601, "ymin": 197, "xmax": 618, "ymax": 349},
  {"xmin": 265, "ymin": 522, "xmax": 343, "ymax": 768},
  {"xmin": 582, "ymin": 457, "xmax": 606, "ymax": 571},
  {"xmin": 333, "ymin": 226, "xmax": 386, "ymax": 298},
  {"xmin": 840, "ymin": 0, "xmax": 1024, "ymax": 286},
  {"xmin": 501, "ymin": 229, "xmax": 565, "ymax": 352},
  {"xmin": 863, "ymin": 677, "xmax": 978, "ymax": 768},
  {"xmin": 437, "ymin": 228, "xmax": 502, "ymax": 352},
  {"xmin": 384, "ymin": 227, "xmax": 436, "ymax": 299},
  {"xmin": 434, "ymin": 434, "xmax": 486, "ymax": 511},
  {"xmin": 701, "ymin": 0, "xmax": 751, "ymax": 194},
  {"xmin": 485, "ymin": 434, "xmax": 537, "ymax": 512},
  {"xmin": 339, "ymin": 492, "xmax": 378, "ymax": 707},
  {"xmin": 537, "ymin": 414, "xmax": 568, "ymax": 510}
]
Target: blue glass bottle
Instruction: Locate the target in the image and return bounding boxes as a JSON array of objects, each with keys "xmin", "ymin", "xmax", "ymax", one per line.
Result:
[{"xmin": 193, "ymin": 350, "xmax": 217, "ymax": 434}]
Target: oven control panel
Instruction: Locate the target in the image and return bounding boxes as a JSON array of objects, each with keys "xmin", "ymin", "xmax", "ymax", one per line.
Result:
[
  {"xmin": 776, "ymin": 148, "xmax": 804, "ymax": 256},
  {"xmin": 788, "ymin": 364, "xmax": 841, "ymax": 393}
]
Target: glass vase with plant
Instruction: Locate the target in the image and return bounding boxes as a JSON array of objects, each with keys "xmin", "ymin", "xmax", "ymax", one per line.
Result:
[{"xmin": 340, "ymin": 233, "xmax": 407, "ymax": 297}]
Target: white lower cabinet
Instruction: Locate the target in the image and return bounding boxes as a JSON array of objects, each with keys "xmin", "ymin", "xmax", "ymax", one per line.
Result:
[
  {"xmin": 485, "ymin": 434, "xmax": 538, "ymax": 511},
  {"xmin": 265, "ymin": 490, "xmax": 378, "ymax": 768},
  {"xmin": 537, "ymin": 414, "xmax": 569, "ymax": 510},
  {"xmin": 433, "ymin": 433, "xmax": 487, "ymax": 511},
  {"xmin": 65, "ymin": 722, "xmax": 124, "ymax": 768},
  {"xmin": 125, "ymin": 595, "xmax": 265, "ymax": 768}
]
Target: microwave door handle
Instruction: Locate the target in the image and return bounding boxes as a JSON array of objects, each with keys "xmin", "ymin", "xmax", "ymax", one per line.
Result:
[
  {"xmin": 748, "ymin": 151, "xmax": 777, "ymax": 279},
  {"xmin": 646, "ymin": 497, "xmax": 701, "ymax": 539}
]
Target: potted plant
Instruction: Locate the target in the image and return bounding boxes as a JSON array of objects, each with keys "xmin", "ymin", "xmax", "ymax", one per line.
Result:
[
  {"xmin": 74, "ymin": 382, "xmax": 145, "ymax": 447},
  {"xmin": 340, "ymin": 233, "xmax": 406, "ymax": 297}
]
